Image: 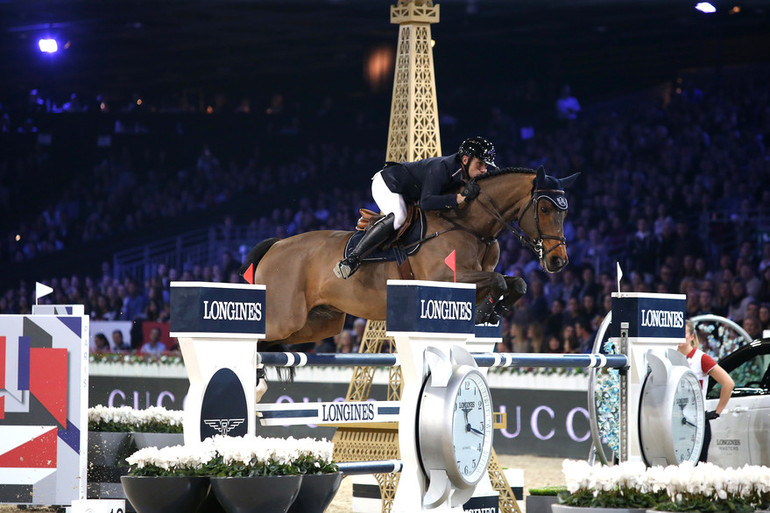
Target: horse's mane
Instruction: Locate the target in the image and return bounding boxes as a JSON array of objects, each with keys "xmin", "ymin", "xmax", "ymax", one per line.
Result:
[
  {"xmin": 444, "ymin": 166, "xmax": 536, "ymax": 200},
  {"xmin": 476, "ymin": 166, "xmax": 536, "ymax": 182}
]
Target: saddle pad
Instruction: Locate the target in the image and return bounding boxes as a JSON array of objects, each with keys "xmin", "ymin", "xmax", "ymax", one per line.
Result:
[{"xmin": 343, "ymin": 209, "xmax": 427, "ymax": 265}]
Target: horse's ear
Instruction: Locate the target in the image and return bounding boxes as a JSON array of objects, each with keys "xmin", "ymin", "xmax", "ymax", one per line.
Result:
[
  {"xmin": 535, "ymin": 166, "xmax": 546, "ymax": 185},
  {"xmin": 559, "ymin": 172, "xmax": 580, "ymax": 189}
]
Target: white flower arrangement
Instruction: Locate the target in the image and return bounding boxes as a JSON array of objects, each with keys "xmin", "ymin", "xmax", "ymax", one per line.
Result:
[
  {"xmin": 89, "ymin": 353, "xmax": 184, "ymax": 366},
  {"xmin": 695, "ymin": 321, "xmax": 750, "ymax": 361},
  {"xmin": 594, "ymin": 339, "xmax": 621, "ymax": 456},
  {"xmin": 88, "ymin": 405, "xmax": 184, "ymax": 433},
  {"xmin": 489, "ymin": 365, "xmax": 587, "ymax": 377},
  {"xmin": 126, "ymin": 435, "xmax": 338, "ymax": 477},
  {"xmin": 126, "ymin": 440, "xmax": 217, "ymax": 476},
  {"xmin": 561, "ymin": 459, "xmax": 770, "ymax": 512}
]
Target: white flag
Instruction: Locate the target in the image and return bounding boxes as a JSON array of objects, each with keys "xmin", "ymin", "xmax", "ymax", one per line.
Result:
[
  {"xmin": 616, "ymin": 262, "xmax": 623, "ymax": 293},
  {"xmin": 35, "ymin": 282, "xmax": 54, "ymax": 300}
]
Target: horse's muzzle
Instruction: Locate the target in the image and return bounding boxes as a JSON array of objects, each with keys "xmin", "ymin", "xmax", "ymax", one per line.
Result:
[{"xmin": 545, "ymin": 254, "xmax": 568, "ymax": 273}]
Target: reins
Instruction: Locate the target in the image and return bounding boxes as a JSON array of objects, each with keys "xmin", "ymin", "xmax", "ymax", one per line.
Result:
[
  {"xmin": 398, "ymin": 225, "xmax": 459, "ymax": 250},
  {"xmin": 403, "ymin": 181, "xmax": 568, "ymax": 262},
  {"xmin": 398, "ymin": 216, "xmax": 496, "ymax": 252}
]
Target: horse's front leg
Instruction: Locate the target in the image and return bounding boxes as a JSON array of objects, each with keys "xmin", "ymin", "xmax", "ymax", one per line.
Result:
[
  {"xmin": 492, "ymin": 275, "xmax": 527, "ymax": 319},
  {"xmin": 455, "ymin": 270, "xmax": 504, "ymax": 324},
  {"xmin": 455, "ymin": 270, "xmax": 527, "ymax": 324}
]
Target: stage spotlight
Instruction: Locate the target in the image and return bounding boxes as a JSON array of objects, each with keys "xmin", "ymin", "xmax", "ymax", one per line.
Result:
[
  {"xmin": 38, "ymin": 38, "xmax": 58, "ymax": 53},
  {"xmin": 695, "ymin": 2, "xmax": 717, "ymax": 13}
]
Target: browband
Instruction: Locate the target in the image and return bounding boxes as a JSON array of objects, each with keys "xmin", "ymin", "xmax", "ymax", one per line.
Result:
[{"xmin": 536, "ymin": 189, "xmax": 568, "ymax": 211}]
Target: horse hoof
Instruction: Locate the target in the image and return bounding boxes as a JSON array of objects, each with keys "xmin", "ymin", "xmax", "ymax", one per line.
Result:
[
  {"xmin": 511, "ymin": 277, "xmax": 527, "ymax": 296},
  {"xmin": 474, "ymin": 308, "xmax": 491, "ymax": 325}
]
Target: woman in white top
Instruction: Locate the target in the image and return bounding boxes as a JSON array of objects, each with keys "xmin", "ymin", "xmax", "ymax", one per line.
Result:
[{"xmin": 678, "ymin": 319, "xmax": 734, "ymax": 462}]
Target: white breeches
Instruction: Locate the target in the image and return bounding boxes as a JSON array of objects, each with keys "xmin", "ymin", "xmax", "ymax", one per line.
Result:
[{"xmin": 372, "ymin": 171, "xmax": 408, "ymax": 229}]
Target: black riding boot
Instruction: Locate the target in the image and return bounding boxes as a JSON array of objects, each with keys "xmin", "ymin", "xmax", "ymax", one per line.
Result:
[{"xmin": 334, "ymin": 213, "xmax": 396, "ymax": 279}]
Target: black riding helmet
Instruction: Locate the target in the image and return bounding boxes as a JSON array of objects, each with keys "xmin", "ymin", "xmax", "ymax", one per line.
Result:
[{"xmin": 458, "ymin": 136, "xmax": 497, "ymax": 168}]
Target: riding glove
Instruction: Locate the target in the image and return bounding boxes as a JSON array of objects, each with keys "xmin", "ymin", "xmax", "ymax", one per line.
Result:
[
  {"xmin": 461, "ymin": 180, "xmax": 480, "ymax": 201},
  {"xmin": 705, "ymin": 410, "xmax": 720, "ymax": 420}
]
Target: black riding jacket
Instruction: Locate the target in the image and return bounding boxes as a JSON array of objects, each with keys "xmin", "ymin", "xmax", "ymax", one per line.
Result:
[{"xmin": 380, "ymin": 153, "xmax": 466, "ymax": 211}]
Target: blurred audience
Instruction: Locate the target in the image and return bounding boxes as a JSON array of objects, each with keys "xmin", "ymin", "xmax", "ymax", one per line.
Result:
[{"xmin": 3, "ymin": 65, "xmax": 770, "ymax": 356}]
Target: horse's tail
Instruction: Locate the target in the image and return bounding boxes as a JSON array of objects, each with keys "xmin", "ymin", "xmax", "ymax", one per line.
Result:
[
  {"xmin": 239, "ymin": 237, "xmax": 280, "ymax": 281},
  {"xmin": 259, "ymin": 342, "xmax": 296, "ymax": 383}
]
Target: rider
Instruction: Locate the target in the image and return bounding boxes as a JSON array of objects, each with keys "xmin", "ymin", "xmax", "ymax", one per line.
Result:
[{"xmin": 334, "ymin": 136, "xmax": 496, "ymax": 279}]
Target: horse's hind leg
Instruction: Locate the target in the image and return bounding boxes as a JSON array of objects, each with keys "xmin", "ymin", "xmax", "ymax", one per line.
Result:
[
  {"xmin": 256, "ymin": 366, "xmax": 268, "ymax": 403},
  {"xmin": 276, "ymin": 306, "xmax": 346, "ymax": 346}
]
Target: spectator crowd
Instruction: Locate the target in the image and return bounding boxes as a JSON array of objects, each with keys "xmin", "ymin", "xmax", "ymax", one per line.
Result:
[{"xmin": 1, "ymin": 66, "xmax": 769, "ymax": 357}]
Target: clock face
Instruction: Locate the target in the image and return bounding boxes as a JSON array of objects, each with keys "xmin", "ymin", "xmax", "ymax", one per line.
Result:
[
  {"xmin": 670, "ymin": 371, "xmax": 706, "ymax": 463},
  {"xmin": 639, "ymin": 351, "xmax": 708, "ymax": 467},
  {"xmin": 452, "ymin": 370, "xmax": 493, "ymax": 483}
]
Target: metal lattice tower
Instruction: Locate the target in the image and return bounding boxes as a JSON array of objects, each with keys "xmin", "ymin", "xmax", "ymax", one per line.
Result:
[
  {"xmin": 332, "ymin": 320, "xmax": 402, "ymax": 513},
  {"xmin": 385, "ymin": 0, "xmax": 442, "ymax": 162},
  {"xmin": 488, "ymin": 450, "xmax": 522, "ymax": 513}
]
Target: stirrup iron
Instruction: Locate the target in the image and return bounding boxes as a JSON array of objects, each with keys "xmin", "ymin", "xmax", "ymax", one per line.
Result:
[
  {"xmin": 334, "ymin": 258, "xmax": 359, "ymax": 279},
  {"xmin": 333, "ymin": 212, "xmax": 395, "ymax": 279}
]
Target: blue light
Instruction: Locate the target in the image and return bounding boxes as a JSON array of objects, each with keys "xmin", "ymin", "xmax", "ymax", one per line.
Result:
[
  {"xmin": 695, "ymin": 2, "xmax": 717, "ymax": 13},
  {"xmin": 38, "ymin": 38, "xmax": 58, "ymax": 53}
]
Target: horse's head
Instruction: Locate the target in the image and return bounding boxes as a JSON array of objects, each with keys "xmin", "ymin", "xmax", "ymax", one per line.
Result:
[{"xmin": 517, "ymin": 166, "xmax": 580, "ymax": 273}]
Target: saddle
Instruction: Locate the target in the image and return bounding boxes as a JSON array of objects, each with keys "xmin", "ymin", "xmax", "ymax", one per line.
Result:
[
  {"xmin": 345, "ymin": 204, "xmax": 426, "ymax": 279},
  {"xmin": 356, "ymin": 204, "xmax": 417, "ymax": 241}
]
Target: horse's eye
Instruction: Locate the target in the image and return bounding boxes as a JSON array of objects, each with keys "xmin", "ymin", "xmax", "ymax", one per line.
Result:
[{"xmin": 540, "ymin": 205, "xmax": 550, "ymax": 214}]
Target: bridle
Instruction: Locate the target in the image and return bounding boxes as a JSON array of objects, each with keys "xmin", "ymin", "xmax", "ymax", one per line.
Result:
[{"xmin": 468, "ymin": 183, "xmax": 568, "ymax": 263}]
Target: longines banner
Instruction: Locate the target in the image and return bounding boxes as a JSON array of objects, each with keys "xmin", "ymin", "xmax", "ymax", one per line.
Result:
[
  {"xmin": 169, "ymin": 281, "xmax": 266, "ymax": 336},
  {"xmin": 474, "ymin": 319, "xmax": 503, "ymax": 341},
  {"xmin": 386, "ymin": 280, "xmax": 476, "ymax": 335},
  {"xmin": 89, "ymin": 376, "xmax": 593, "ymax": 458},
  {"xmin": 611, "ymin": 292, "xmax": 686, "ymax": 339}
]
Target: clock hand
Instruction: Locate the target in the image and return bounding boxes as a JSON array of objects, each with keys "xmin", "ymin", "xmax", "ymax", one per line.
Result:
[
  {"xmin": 681, "ymin": 417, "xmax": 697, "ymax": 428},
  {"xmin": 468, "ymin": 425, "xmax": 484, "ymax": 436}
]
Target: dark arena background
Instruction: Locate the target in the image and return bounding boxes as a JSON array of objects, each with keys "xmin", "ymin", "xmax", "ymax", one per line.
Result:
[{"xmin": 1, "ymin": 0, "xmax": 770, "ymax": 510}]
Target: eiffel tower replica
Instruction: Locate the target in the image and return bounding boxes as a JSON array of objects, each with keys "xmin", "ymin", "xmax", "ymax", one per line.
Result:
[{"xmin": 331, "ymin": 2, "xmax": 520, "ymax": 512}]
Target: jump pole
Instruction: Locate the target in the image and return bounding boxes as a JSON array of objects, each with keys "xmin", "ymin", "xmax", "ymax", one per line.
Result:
[{"xmin": 255, "ymin": 351, "xmax": 628, "ymax": 369}]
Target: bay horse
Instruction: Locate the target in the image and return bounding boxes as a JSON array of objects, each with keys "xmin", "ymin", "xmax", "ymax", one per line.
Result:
[{"xmin": 242, "ymin": 166, "xmax": 578, "ymax": 345}]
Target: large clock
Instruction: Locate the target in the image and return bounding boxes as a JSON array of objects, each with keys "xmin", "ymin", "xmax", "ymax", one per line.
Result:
[
  {"xmin": 638, "ymin": 349, "xmax": 706, "ymax": 466},
  {"xmin": 417, "ymin": 345, "xmax": 494, "ymax": 508}
]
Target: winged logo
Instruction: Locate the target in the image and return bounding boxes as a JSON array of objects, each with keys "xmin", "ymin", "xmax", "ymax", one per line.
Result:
[{"xmin": 203, "ymin": 418, "xmax": 246, "ymax": 435}]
